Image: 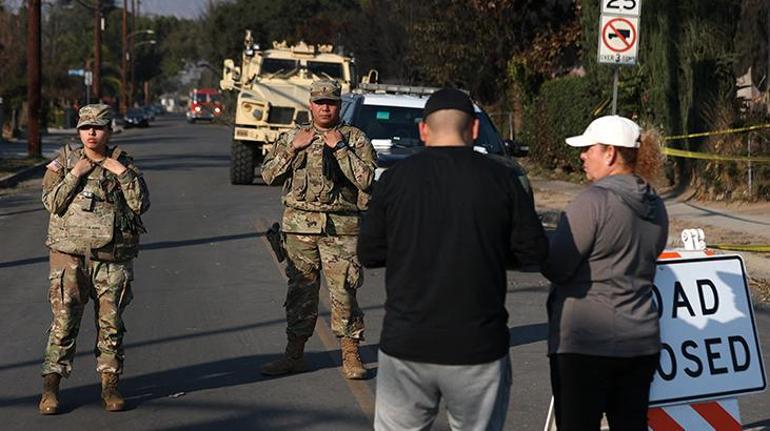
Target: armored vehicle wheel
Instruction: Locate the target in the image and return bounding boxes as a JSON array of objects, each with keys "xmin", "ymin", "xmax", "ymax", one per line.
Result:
[{"xmin": 231, "ymin": 140, "xmax": 257, "ymax": 184}]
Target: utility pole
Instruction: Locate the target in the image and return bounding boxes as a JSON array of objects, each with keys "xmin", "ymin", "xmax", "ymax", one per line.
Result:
[
  {"xmin": 27, "ymin": 0, "xmax": 42, "ymax": 158},
  {"xmin": 121, "ymin": 0, "xmax": 128, "ymax": 113},
  {"xmin": 129, "ymin": 0, "xmax": 136, "ymax": 108},
  {"xmin": 93, "ymin": 0, "xmax": 102, "ymax": 101}
]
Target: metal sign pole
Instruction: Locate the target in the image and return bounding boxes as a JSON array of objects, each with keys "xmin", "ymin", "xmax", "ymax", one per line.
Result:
[
  {"xmin": 748, "ymin": 132, "xmax": 753, "ymax": 199},
  {"xmin": 611, "ymin": 67, "xmax": 619, "ymax": 115},
  {"xmin": 0, "ymin": 97, "xmax": 4, "ymax": 144},
  {"xmin": 84, "ymin": 71, "xmax": 93, "ymax": 105}
]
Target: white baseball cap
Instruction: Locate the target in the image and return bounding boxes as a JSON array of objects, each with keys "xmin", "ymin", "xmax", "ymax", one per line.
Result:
[{"xmin": 565, "ymin": 115, "xmax": 641, "ymax": 148}]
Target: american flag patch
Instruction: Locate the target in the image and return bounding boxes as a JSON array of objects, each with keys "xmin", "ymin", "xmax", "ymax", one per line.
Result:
[{"xmin": 46, "ymin": 159, "xmax": 63, "ymax": 172}]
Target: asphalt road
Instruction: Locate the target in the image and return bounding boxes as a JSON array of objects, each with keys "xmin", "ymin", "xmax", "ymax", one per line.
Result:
[{"xmin": 0, "ymin": 115, "xmax": 768, "ymax": 430}]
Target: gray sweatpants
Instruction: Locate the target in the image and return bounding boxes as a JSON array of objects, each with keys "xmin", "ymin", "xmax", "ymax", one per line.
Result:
[{"xmin": 374, "ymin": 350, "xmax": 512, "ymax": 431}]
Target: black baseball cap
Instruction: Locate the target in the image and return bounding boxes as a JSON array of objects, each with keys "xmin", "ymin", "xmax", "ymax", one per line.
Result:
[{"xmin": 422, "ymin": 88, "xmax": 475, "ymax": 119}]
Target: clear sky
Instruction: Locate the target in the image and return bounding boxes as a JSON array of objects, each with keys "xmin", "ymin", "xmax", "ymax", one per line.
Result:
[
  {"xmin": 4, "ymin": 0, "xmax": 212, "ymax": 20},
  {"xmin": 133, "ymin": 0, "xmax": 210, "ymax": 20}
]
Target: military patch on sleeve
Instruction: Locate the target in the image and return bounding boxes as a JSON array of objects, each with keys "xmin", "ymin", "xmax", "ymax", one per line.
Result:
[{"xmin": 46, "ymin": 159, "xmax": 63, "ymax": 172}]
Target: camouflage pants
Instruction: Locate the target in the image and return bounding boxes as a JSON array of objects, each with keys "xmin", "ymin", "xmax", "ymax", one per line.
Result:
[
  {"xmin": 41, "ymin": 250, "xmax": 133, "ymax": 377},
  {"xmin": 284, "ymin": 233, "xmax": 365, "ymax": 340}
]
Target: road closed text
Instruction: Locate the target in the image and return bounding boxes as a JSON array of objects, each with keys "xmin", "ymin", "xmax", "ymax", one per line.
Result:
[
  {"xmin": 652, "ymin": 279, "xmax": 753, "ymax": 381},
  {"xmin": 648, "ymin": 256, "xmax": 766, "ymax": 405}
]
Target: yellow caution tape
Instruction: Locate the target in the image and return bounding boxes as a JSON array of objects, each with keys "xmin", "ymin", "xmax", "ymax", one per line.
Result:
[
  {"xmin": 707, "ymin": 244, "xmax": 770, "ymax": 253},
  {"xmin": 661, "ymin": 147, "xmax": 770, "ymax": 163},
  {"xmin": 663, "ymin": 123, "xmax": 770, "ymax": 141},
  {"xmin": 592, "ymin": 98, "xmax": 611, "ymax": 117}
]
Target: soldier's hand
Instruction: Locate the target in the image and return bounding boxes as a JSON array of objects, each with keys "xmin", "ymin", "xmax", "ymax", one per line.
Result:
[
  {"xmin": 323, "ymin": 130, "xmax": 344, "ymax": 148},
  {"xmin": 101, "ymin": 158, "xmax": 127, "ymax": 176},
  {"xmin": 290, "ymin": 128, "xmax": 315, "ymax": 152},
  {"xmin": 71, "ymin": 157, "xmax": 95, "ymax": 178}
]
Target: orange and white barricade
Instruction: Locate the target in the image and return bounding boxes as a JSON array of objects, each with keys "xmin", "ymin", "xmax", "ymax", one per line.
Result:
[{"xmin": 647, "ymin": 398, "xmax": 741, "ymax": 431}]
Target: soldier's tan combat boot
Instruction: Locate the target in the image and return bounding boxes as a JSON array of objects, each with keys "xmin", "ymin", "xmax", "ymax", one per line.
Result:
[
  {"xmin": 38, "ymin": 373, "xmax": 61, "ymax": 415},
  {"xmin": 100, "ymin": 372, "xmax": 126, "ymax": 412},
  {"xmin": 260, "ymin": 336, "xmax": 308, "ymax": 376},
  {"xmin": 340, "ymin": 337, "xmax": 367, "ymax": 380}
]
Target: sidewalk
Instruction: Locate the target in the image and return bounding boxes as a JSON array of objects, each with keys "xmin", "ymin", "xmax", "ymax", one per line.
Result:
[
  {"xmin": 0, "ymin": 129, "xmax": 76, "ymax": 160},
  {"xmin": 0, "ymin": 130, "xmax": 79, "ymax": 188},
  {"xmin": 531, "ymin": 177, "xmax": 770, "ymax": 302},
  {"xmin": 0, "ymin": 125, "xmax": 125, "ymax": 160}
]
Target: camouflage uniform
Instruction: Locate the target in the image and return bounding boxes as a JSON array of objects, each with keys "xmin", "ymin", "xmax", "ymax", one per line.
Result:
[
  {"xmin": 40, "ymin": 105, "xmax": 150, "ymax": 378},
  {"xmin": 262, "ymin": 83, "xmax": 376, "ymax": 342}
]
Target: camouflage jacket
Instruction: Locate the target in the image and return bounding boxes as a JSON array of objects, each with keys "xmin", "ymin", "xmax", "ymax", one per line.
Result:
[
  {"xmin": 261, "ymin": 123, "xmax": 376, "ymax": 235},
  {"xmin": 42, "ymin": 144, "xmax": 150, "ymax": 261}
]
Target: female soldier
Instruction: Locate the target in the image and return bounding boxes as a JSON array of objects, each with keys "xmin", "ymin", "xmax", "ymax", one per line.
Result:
[{"xmin": 39, "ymin": 104, "xmax": 149, "ymax": 414}]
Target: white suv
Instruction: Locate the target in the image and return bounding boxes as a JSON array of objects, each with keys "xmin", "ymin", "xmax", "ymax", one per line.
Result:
[{"xmin": 340, "ymin": 84, "xmax": 531, "ymax": 195}]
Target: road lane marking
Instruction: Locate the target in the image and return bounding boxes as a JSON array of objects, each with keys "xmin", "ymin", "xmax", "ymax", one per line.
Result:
[{"xmin": 255, "ymin": 218, "xmax": 376, "ymax": 421}]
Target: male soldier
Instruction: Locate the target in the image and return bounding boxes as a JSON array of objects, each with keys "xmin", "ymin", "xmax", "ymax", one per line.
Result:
[
  {"xmin": 38, "ymin": 104, "xmax": 150, "ymax": 414},
  {"xmin": 261, "ymin": 79, "xmax": 376, "ymax": 380}
]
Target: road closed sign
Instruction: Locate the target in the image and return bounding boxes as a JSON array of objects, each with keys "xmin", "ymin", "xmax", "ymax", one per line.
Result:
[
  {"xmin": 649, "ymin": 255, "xmax": 767, "ymax": 406},
  {"xmin": 598, "ymin": 15, "xmax": 639, "ymax": 65}
]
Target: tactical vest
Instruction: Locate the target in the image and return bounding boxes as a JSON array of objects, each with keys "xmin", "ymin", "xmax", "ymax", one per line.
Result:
[
  {"xmin": 46, "ymin": 145, "xmax": 143, "ymax": 261},
  {"xmin": 282, "ymin": 124, "xmax": 370, "ymax": 213}
]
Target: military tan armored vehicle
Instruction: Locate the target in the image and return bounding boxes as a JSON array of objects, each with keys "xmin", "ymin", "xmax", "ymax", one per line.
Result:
[{"xmin": 220, "ymin": 31, "xmax": 357, "ymax": 184}]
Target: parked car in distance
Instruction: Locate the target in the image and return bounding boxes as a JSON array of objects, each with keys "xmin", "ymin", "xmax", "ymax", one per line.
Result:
[
  {"xmin": 149, "ymin": 104, "xmax": 165, "ymax": 116},
  {"xmin": 141, "ymin": 106, "xmax": 156, "ymax": 122},
  {"xmin": 123, "ymin": 108, "xmax": 149, "ymax": 128},
  {"xmin": 340, "ymin": 83, "xmax": 532, "ymax": 195}
]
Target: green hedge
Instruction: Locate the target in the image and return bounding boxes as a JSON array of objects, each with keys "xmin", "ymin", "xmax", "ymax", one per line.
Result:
[{"xmin": 522, "ymin": 75, "xmax": 601, "ymax": 173}]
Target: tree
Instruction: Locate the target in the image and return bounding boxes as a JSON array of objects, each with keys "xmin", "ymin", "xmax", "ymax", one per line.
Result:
[
  {"xmin": 342, "ymin": 1, "xmax": 413, "ymax": 82},
  {"xmin": 0, "ymin": 5, "xmax": 28, "ymax": 113},
  {"xmin": 734, "ymin": 0, "xmax": 769, "ymax": 92},
  {"xmin": 402, "ymin": 0, "xmax": 574, "ymax": 104},
  {"xmin": 200, "ymin": 0, "xmax": 360, "ymax": 69}
]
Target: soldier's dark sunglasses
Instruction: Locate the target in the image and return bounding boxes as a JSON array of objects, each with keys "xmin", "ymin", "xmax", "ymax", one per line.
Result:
[{"xmin": 79, "ymin": 125, "xmax": 107, "ymax": 132}]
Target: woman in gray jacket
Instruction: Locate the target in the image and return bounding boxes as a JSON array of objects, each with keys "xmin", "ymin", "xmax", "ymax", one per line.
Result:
[{"xmin": 542, "ymin": 115, "xmax": 668, "ymax": 431}]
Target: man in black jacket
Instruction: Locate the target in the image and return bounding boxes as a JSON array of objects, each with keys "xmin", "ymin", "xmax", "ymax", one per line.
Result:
[{"xmin": 358, "ymin": 88, "xmax": 548, "ymax": 430}]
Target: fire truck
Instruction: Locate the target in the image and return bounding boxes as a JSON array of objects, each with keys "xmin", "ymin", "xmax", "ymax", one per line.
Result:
[
  {"xmin": 220, "ymin": 30, "xmax": 356, "ymax": 184},
  {"xmin": 186, "ymin": 88, "xmax": 224, "ymax": 123}
]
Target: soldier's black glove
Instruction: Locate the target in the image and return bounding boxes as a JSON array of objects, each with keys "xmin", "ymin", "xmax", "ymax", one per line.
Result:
[
  {"xmin": 322, "ymin": 145, "xmax": 342, "ymax": 182},
  {"xmin": 266, "ymin": 222, "xmax": 286, "ymax": 263}
]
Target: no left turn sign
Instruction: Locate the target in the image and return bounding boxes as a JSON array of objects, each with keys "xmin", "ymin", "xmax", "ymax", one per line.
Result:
[{"xmin": 598, "ymin": 14, "xmax": 639, "ymax": 65}]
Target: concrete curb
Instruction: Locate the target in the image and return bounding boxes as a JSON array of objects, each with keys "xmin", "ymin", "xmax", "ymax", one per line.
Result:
[{"xmin": 0, "ymin": 158, "xmax": 50, "ymax": 188}]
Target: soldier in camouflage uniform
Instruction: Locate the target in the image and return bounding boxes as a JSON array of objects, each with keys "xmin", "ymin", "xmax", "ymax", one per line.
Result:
[
  {"xmin": 38, "ymin": 104, "xmax": 150, "ymax": 414},
  {"xmin": 261, "ymin": 79, "xmax": 376, "ymax": 380}
]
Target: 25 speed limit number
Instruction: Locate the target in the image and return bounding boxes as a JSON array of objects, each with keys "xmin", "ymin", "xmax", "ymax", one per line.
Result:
[{"xmin": 601, "ymin": 0, "xmax": 641, "ymax": 16}]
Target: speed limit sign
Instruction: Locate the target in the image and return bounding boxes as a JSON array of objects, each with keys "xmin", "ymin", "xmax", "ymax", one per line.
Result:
[
  {"xmin": 599, "ymin": 0, "xmax": 641, "ymax": 65},
  {"xmin": 601, "ymin": 0, "xmax": 641, "ymax": 17}
]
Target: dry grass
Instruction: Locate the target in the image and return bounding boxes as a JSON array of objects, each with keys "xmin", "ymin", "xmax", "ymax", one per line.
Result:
[{"xmin": 750, "ymin": 277, "xmax": 770, "ymax": 308}]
